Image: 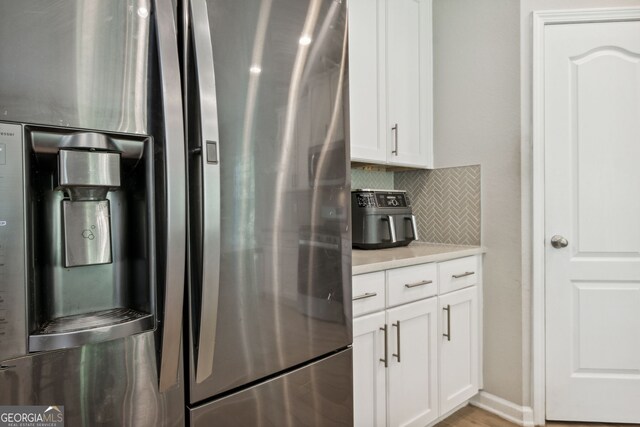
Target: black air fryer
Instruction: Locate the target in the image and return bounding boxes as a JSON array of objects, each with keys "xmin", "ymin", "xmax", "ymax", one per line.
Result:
[{"xmin": 351, "ymin": 189, "xmax": 419, "ymax": 249}]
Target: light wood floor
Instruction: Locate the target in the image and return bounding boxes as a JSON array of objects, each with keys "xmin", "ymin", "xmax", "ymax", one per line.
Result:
[{"xmin": 435, "ymin": 405, "xmax": 640, "ymax": 427}]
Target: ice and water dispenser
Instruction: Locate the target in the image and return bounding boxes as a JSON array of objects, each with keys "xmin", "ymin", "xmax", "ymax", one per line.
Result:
[{"xmin": 0, "ymin": 122, "xmax": 156, "ymax": 360}]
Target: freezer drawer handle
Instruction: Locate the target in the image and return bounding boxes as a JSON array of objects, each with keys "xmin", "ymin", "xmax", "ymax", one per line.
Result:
[
  {"xmin": 405, "ymin": 280, "xmax": 432, "ymax": 288},
  {"xmin": 452, "ymin": 271, "xmax": 475, "ymax": 279},
  {"xmin": 353, "ymin": 292, "xmax": 377, "ymax": 301}
]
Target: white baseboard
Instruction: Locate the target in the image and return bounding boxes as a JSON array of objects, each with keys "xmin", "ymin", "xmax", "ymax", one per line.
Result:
[{"xmin": 470, "ymin": 391, "xmax": 535, "ymax": 426}]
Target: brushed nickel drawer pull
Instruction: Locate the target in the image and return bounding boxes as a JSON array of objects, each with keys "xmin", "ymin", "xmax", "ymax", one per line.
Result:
[
  {"xmin": 405, "ymin": 280, "xmax": 433, "ymax": 288},
  {"xmin": 452, "ymin": 271, "xmax": 475, "ymax": 279},
  {"xmin": 391, "ymin": 123, "xmax": 399, "ymax": 155},
  {"xmin": 353, "ymin": 292, "xmax": 378, "ymax": 301},
  {"xmin": 380, "ymin": 324, "xmax": 389, "ymax": 368},
  {"xmin": 392, "ymin": 321, "xmax": 401, "ymax": 362},
  {"xmin": 443, "ymin": 305, "xmax": 451, "ymax": 341}
]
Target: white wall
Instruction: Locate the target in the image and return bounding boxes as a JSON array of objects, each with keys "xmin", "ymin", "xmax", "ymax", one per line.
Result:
[{"xmin": 433, "ymin": 0, "xmax": 523, "ymax": 405}]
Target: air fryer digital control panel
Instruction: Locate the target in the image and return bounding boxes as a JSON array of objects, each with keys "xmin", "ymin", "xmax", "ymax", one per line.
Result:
[
  {"xmin": 0, "ymin": 122, "xmax": 27, "ymax": 362},
  {"xmin": 355, "ymin": 191, "xmax": 410, "ymax": 208}
]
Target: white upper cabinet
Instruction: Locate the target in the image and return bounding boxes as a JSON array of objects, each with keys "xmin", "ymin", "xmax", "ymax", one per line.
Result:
[
  {"xmin": 385, "ymin": 0, "xmax": 432, "ymax": 167},
  {"xmin": 348, "ymin": 0, "xmax": 387, "ymax": 163},
  {"xmin": 348, "ymin": 0, "xmax": 433, "ymax": 168}
]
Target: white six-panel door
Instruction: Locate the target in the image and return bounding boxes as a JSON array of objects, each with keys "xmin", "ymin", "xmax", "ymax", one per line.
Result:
[{"xmin": 545, "ymin": 19, "xmax": 640, "ymax": 423}]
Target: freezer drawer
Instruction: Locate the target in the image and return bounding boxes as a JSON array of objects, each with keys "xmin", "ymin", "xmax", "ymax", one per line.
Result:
[{"xmin": 188, "ymin": 349, "xmax": 353, "ymax": 427}]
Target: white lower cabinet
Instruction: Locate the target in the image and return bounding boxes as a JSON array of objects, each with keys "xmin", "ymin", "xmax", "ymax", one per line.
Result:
[
  {"xmin": 353, "ymin": 255, "xmax": 481, "ymax": 427},
  {"xmin": 438, "ymin": 286, "xmax": 479, "ymax": 415},
  {"xmin": 354, "ymin": 312, "xmax": 387, "ymax": 427},
  {"xmin": 387, "ymin": 299, "xmax": 439, "ymax": 427}
]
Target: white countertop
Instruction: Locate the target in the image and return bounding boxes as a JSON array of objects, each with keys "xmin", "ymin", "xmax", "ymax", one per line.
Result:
[{"xmin": 352, "ymin": 242, "xmax": 486, "ymax": 275}]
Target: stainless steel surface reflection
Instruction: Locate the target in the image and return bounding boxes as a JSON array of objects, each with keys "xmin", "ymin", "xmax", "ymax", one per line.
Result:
[
  {"xmin": 189, "ymin": 349, "xmax": 353, "ymax": 426},
  {"xmin": 58, "ymin": 150, "xmax": 121, "ymax": 194},
  {"xmin": 0, "ymin": 332, "xmax": 184, "ymax": 427},
  {"xmin": 186, "ymin": 0, "xmax": 351, "ymax": 406},
  {"xmin": 0, "ymin": 0, "xmax": 151, "ymax": 134},
  {"xmin": 62, "ymin": 200, "xmax": 113, "ymax": 267}
]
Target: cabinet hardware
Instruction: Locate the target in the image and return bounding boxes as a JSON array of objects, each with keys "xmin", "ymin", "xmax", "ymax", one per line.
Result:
[
  {"xmin": 405, "ymin": 280, "xmax": 432, "ymax": 288},
  {"xmin": 443, "ymin": 305, "xmax": 451, "ymax": 341},
  {"xmin": 380, "ymin": 324, "xmax": 388, "ymax": 368},
  {"xmin": 391, "ymin": 123, "xmax": 399, "ymax": 155},
  {"xmin": 353, "ymin": 292, "xmax": 377, "ymax": 301},
  {"xmin": 392, "ymin": 321, "xmax": 401, "ymax": 362},
  {"xmin": 452, "ymin": 271, "xmax": 475, "ymax": 279}
]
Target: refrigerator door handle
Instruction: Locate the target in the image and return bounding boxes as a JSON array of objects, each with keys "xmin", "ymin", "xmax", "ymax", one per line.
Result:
[
  {"xmin": 154, "ymin": 0, "xmax": 187, "ymax": 392},
  {"xmin": 190, "ymin": 0, "xmax": 222, "ymax": 384}
]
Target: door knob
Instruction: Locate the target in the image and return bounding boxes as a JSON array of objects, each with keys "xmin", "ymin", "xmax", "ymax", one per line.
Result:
[{"xmin": 551, "ymin": 235, "xmax": 569, "ymax": 249}]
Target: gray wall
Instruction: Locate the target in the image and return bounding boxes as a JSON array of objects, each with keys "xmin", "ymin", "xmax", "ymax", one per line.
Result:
[
  {"xmin": 433, "ymin": 0, "xmax": 522, "ymax": 405},
  {"xmin": 434, "ymin": 0, "xmax": 640, "ymax": 409}
]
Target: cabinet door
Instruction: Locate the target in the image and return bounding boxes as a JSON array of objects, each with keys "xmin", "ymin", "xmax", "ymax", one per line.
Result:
[
  {"xmin": 385, "ymin": 0, "xmax": 432, "ymax": 168},
  {"xmin": 353, "ymin": 311, "xmax": 387, "ymax": 427},
  {"xmin": 439, "ymin": 286, "xmax": 479, "ymax": 414},
  {"xmin": 387, "ymin": 298, "xmax": 439, "ymax": 427},
  {"xmin": 348, "ymin": 0, "xmax": 387, "ymax": 163}
]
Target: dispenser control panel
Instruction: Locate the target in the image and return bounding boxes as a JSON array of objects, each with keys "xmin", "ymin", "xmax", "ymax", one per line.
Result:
[{"xmin": 0, "ymin": 122, "xmax": 27, "ymax": 362}]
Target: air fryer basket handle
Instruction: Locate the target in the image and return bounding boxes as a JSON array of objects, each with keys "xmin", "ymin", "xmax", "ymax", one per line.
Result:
[
  {"xmin": 405, "ymin": 214, "xmax": 419, "ymax": 241},
  {"xmin": 382, "ymin": 215, "xmax": 397, "ymax": 243}
]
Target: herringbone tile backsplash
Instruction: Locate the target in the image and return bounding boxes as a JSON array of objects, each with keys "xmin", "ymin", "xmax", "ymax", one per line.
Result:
[
  {"xmin": 350, "ymin": 168, "xmax": 394, "ymax": 190},
  {"xmin": 396, "ymin": 165, "xmax": 481, "ymax": 246}
]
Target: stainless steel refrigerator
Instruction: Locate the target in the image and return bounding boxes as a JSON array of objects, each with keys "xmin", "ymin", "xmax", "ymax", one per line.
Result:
[
  {"xmin": 0, "ymin": 0, "xmax": 352, "ymax": 425},
  {"xmin": 182, "ymin": 0, "xmax": 352, "ymax": 424}
]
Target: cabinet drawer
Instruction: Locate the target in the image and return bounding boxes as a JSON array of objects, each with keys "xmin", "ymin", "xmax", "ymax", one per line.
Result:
[
  {"xmin": 387, "ymin": 263, "xmax": 437, "ymax": 307},
  {"xmin": 438, "ymin": 256, "xmax": 479, "ymax": 295},
  {"xmin": 352, "ymin": 272, "xmax": 386, "ymax": 317}
]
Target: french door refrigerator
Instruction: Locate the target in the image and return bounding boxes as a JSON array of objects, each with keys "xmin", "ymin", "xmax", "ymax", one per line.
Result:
[
  {"xmin": 0, "ymin": 0, "xmax": 187, "ymax": 425},
  {"xmin": 182, "ymin": 0, "xmax": 353, "ymax": 424},
  {"xmin": 0, "ymin": 0, "xmax": 351, "ymax": 424}
]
